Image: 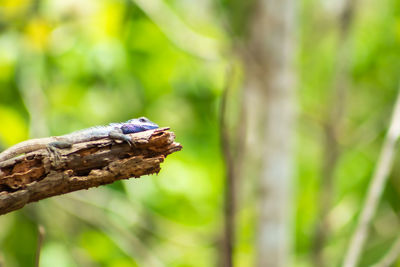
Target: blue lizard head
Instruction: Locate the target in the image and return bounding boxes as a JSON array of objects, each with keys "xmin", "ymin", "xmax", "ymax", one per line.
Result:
[{"xmin": 121, "ymin": 117, "xmax": 159, "ymax": 134}]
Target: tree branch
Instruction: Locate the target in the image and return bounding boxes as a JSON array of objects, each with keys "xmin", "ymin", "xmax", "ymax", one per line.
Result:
[
  {"xmin": 312, "ymin": 1, "xmax": 358, "ymax": 265},
  {"xmin": 0, "ymin": 128, "xmax": 181, "ymax": 215},
  {"xmin": 219, "ymin": 65, "xmax": 236, "ymax": 267},
  {"xmin": 35, "ymin": 225, "xmax": 45, "ymax": 267},
  {"xmin": 343, "ymin": 87, "xmax": 400, "ymax": 267}
]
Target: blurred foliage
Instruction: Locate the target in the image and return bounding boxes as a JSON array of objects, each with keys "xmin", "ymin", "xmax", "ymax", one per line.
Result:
[
  {"xmin": 0, "ymin": 0, "xmax": 400, "ymax": 266},
  {"xmin": 217, "ymin": 0, "xmax": 256, "ymax": 37}
]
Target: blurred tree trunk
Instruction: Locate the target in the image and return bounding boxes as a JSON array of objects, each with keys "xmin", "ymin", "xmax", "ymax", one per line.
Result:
[
  {"xmin": 221, "ymin": 0, "xmax": 296, "ymax": 265},
  {"xmin": 240, "ymin": 0, "xmax": 296, "ymax": 266}
]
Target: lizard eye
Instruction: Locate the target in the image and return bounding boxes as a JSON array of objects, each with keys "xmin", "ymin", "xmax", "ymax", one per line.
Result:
[{"xmin": 139, "ymin": 117, "xmax": 148, "ymax": 123}]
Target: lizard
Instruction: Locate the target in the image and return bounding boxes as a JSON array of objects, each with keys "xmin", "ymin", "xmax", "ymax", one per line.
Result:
[{"xmin": 0, "ymin": 117, "xmax": 159, "ymax": 162}]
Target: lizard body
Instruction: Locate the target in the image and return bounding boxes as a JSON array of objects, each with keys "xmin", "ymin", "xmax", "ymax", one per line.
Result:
[{"xmin": 0, "ymin": 117, "xmax": 159, "ymax": 162}]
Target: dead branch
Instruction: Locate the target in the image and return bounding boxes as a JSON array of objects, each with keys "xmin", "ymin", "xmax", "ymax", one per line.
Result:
[{"xmin": 0, "ymin": 128, "xmax": 182, "ymax": 215}]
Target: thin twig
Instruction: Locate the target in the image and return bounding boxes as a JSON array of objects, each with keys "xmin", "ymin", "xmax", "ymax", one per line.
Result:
[
  {"xmin": 343, "ymin": 86, "xmax": 400, "ymax": 267},
  {"xmin": 219, "ymin": 65, "xmax": 236, "ymax": 267},
  {"xmin": 35, "ymin": 225, "xmax": 45, "ymax": 267},
  {"xmin": 371, "ymin": 235, "xmax": 400, "ymax": 267},
  {"xmin": 312, "ymin": 1, "xmax": 357, "ymax": 266}
]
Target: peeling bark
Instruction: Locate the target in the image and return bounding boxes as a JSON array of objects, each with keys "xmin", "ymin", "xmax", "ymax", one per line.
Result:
[{"xmin": 0, "ymin": 128, "xmax": 181, "ymax": 215}]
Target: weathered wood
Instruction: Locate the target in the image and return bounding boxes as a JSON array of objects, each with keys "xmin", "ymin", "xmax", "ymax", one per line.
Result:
[{"xmin": 0, "ymin": 128, "xmax": 181, "ymax": 215}]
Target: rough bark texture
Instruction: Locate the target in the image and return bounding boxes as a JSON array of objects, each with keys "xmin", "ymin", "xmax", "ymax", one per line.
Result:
[{"xmin": 0, "ymin": 128, "xmax": 181, "ymax": 215}]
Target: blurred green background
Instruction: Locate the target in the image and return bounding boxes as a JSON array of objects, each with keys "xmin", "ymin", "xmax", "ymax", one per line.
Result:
[{"xmin": 0, "ymin": 0, "xmax": 400, "ymax": 266}]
